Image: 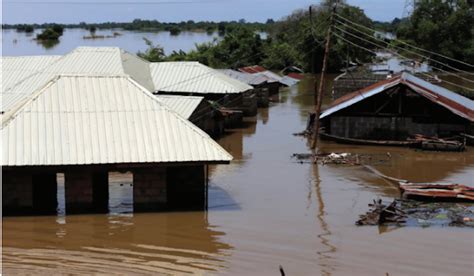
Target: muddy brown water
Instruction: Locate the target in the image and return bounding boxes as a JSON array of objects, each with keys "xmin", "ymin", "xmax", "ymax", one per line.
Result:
[{"xmin": 3, "ymin": 75, "xmax": 473, "ymax": 275}]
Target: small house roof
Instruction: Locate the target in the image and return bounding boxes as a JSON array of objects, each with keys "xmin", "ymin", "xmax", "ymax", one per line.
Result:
[
  {"xmin": 150, "ymin": 62, "xmax": 252, "ymax": 94},
  {"xmin": 320, "ymin": 72, "xmax": 474, "ymax": 122}
]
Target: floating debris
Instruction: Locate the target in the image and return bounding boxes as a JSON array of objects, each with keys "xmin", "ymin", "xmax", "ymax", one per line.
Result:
[
  {"xmin": 364, "ymin": 165, "xmax": 474, "ymax": 203},
  {"xmin": 357, "ymin": 199, "xmax": 474, "ymax": 227},
  {"xmin": 356, "ymin": 199, "xmax": 406, "ymax": 226},
  {"xmin": 292, "ymin": 152, "xmax": 391, "ymax": 166}
]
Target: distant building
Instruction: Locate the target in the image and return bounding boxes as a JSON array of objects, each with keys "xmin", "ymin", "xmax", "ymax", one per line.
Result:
[{"xmin": 320, "ymin": 73, "xmax": 474, "ymax": 140}]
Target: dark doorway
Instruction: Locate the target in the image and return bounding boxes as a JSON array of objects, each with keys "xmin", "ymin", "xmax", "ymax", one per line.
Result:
[{"xmin": 32, "ymin": 173, "xmax": 58, "ymax": 215}]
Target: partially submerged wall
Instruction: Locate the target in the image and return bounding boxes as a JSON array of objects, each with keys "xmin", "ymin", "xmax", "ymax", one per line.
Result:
[{"xmin": 330, "ymin": 116, "xmax": 468, "ymax": 139}]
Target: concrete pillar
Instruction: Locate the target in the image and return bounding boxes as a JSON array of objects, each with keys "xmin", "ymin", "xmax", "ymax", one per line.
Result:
[
  {"xmin": 2, "ymin": 170, "xmax": 33, "ymax": 215},
  {"xmin": 32, "ymin": 172, "xmax": 58, "ymax": 215},
  {"xmin": 133, "ymin": 167, "xmax": 167, "ymax": 212},
  {"xmin": 65, "ymin": 169, "xmax": 109, "ymax": 214},
  {"xmin": 167, "ymin": 165, "xmax": 205, "ymax": 210}
]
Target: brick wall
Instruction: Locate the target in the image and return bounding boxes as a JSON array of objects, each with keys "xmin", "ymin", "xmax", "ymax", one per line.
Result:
[{"xmin": 133, "ymin": 167, "xmax": 167, "ymax": 212}]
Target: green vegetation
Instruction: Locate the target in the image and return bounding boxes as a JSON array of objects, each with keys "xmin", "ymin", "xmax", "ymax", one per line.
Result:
[
  {"xmin": 137, "ymin": 38, "xmax": 166, "ymax": 62},
  {"xmin": 36, "ymin": 28, "xmax": 63, "ymax": 40},
  {"xmin": 395, "ymin": 0, "xmax": 474, "ymax": 69},
  {"xmin": 3, "ymin": 19, "xmax": 269, "ymax": 34},
  {"xmin": 139, "ymin": 0, "xmax": 375, "ymax": 73},
  {"xmin": 16, "ymin": 24, "xmax": 34, "ymax": 33}
]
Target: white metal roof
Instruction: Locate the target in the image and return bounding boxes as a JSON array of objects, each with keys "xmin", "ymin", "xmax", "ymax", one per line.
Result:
[
  {"xmin": 1, "ymin": 55, "xmax": 62, "ymax": 92},
  {"xmin": 150, "ymin": 62, "xmax": 253, "ymax": 94},
  {"xmin": 2, "ymin": 75, "xmax": 232, "ymax": 166},
  {"xmin": 2, "ymin": 47, "xmax": 154, "ymax": 113},
  {"xmin": 155, "ymin": 95, "xmax": 204, "ymax": 119},
  {"xmin": 320, "ymin": 72, "xmax": 474, "ymax": 122},
  {"xmin": 217, "ymin": 69, "xmax": 268, "ymax": 86}
]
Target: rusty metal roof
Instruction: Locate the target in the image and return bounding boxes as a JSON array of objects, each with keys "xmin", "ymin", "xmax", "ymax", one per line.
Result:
[
  {"xmin": 320, "ymin": 73, "xmax": 474, "ymax": 122},
  {"xmin": 2, "ymin": 75, "xmax": 232, "ymax": 166}
]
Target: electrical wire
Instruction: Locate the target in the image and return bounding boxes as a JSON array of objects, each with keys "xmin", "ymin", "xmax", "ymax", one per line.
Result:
[
  {"xmin": 335, "ymin": 13, "xmax": 474, "ymax": 69},
  {"xmin": 334, "ymin": 18, "xmax": 474, "ymax": 76},
  {"xmin": 332, "ymin": 32, "xmax": 474, "ymax": 92},
  {"xmin": 333, "ymin": 25, "xmax": 474, "ymax": 84}
]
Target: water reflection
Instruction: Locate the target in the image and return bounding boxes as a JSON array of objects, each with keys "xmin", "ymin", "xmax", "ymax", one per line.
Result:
[
  {"xmin": 312, "ymin": 163, "xmax": 336, "ymax": 276},
  {"xmin": 36, "ymin": 39, "xmax": 60, "ymax": 49},
  {"xmin": 3, "ymin": 212, "xmax": 232, "ymax": 274}
]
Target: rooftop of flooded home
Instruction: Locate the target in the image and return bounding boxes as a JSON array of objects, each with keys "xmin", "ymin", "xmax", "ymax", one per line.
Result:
[{"xmin": 3, "ymin": 75, "xmax": 473, "ymax": 275}]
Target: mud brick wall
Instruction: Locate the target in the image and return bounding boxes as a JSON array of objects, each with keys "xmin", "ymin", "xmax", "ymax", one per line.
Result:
[
  {"xmin": 330, "ymin": 116, "xmax": 467, "ymax": 139},
  {"xmin": 133, "ymin": 167, "xmax": 167, "ymax": 211},
  {"xmin": 3, "ymin": 170, "xmax": 33, "ymax": 214}
]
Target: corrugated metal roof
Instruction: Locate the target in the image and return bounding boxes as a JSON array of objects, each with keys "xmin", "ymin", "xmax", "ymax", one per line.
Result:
[
  {"xmin": 239, "ymin": 65, "xmax": 267, "ymax": 73},
  {"xmin": 150, "ymin": 62, "xmax": 252, "ymax": 94},
  {"xmin": 155, "ymin": 95, "xmax": 204, "ymax": 119},
  {"xmin": 217, "ymin": 69, "xmax": 268, "ymax": 86},
  {"xmin": 2, "ymin": 75, "xmax": 232, "ymax": 166},
  {"xmin": 1, "ymin": 55, "xmax": 62, "ymax": 92},
  {"xmin": 320, "ymin": 73, "xmax": 474, "ymax": 122},
  {"xmin": 2, "ymin": 47, "xmax": 154, "ymax": 113}
]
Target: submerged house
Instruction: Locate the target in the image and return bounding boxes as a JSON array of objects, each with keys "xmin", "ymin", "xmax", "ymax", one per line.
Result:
[
  {"xmin": 150, "ymin": 62, "xmax": 256, "ymax": 116},
  {"xmin": 156, "ymin": 95, "xmax": 224, "ymax": 137},
  {"xmin": 217, "ymin": 69, "xmax": 272, "ymax": 107},
  {"xmin": 320, "ymin": 73, "xmax": 474, "ymax": 140},
  {"xmin": 2, "ymin": 75, "xmax": 232, "ymax": 215}
]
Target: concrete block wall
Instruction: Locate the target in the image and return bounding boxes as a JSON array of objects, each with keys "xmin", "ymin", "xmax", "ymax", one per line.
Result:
[
  {"xmin": 333, "ymin": 75, "xmax": 387, "ymax": 100},
  {"xmin": 330, "ymin": 116, "xmax": 468, "ymax": 139},
  {"xmin": 133, "ymin": 167, "xmax": 167, "ymax": 212}
]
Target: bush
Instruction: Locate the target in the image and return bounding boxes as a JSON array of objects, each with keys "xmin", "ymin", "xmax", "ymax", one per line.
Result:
[{"xmin": 36, "ymin": 28, "xmax": 61, "ymax": 40}]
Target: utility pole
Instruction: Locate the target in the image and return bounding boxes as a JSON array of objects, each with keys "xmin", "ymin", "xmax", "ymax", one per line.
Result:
[{"xmin": 311, "ymin": 1, "xmax": 337, "ymax": 150}]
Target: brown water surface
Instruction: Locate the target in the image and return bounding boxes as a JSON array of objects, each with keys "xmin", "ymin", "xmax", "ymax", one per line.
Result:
[{"xmin": 3, "ymin": 75, "xmax": 473, "ymax": 275}]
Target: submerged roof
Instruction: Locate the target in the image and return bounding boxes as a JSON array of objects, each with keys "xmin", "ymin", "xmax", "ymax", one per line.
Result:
[
  {"xmin": 320, "ymin": 72, "xmax": 474, "ymax": 122},
  {"xmin": 150, "ymin": 62, "xmax": 252, "ymax": 94},
  {"xmin": 2, "ymin": 75, "xmax": 232, "ymax": 167},
  {"xmin": 2, "ymin": 47, "xmax": 153, "ymax": 113},
  {"xmin": 156, "ymin": 95, "xmax": 204, "ymax": 119},
  {"xmin": 238, "ymin": 65, "xmax": 303, "ymax": 87},
  {"xmin": 217, "ymin": 69, "xmax": 269, "ymax": 86}
]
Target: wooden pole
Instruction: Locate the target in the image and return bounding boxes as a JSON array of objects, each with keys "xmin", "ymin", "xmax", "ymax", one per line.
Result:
[{"xmin": 311, "ymin": 2, "xmax": 337, "ymax": 150}]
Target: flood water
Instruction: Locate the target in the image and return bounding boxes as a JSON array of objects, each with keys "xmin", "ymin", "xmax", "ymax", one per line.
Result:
[
  {"xmin": 1, "ymin": 28, "xmax": 220, "ymax": 56},
  {"xmin": 3, "ymin": 75, "xmax": 473, "ymax": 275}
]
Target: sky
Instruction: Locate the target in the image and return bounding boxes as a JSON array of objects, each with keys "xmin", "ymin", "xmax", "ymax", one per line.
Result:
[{"xmin": 2, "ymin": 0, "xmax": 406, "ymax": 24}]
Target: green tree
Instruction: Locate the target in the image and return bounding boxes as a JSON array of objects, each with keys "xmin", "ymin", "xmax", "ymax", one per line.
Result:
[
  {"xmin": 36, "ymin": 28, "xmax": 61, "ymax": 40},
  {"xmin": 396, "ymin": 0, "xmax": 474, "ymax": 69},
  {"xmin": 137, "ymin": 38, "xmax": 166, "ymax": 62}
]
